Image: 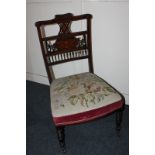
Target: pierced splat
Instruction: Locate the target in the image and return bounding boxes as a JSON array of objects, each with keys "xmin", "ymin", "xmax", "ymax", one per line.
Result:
[
  {"xmin": 53, "ymin": 13, "xmax": 80, "ymax": 51},
  {"xmin": 55, "ymin": 13, "xmax": 73, "ymax": 35}
]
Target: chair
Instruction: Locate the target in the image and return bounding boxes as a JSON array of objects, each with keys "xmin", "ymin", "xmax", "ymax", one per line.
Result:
[{"xmin": 35, "ymin": 13, "xmax": 125, "ymax": 153}]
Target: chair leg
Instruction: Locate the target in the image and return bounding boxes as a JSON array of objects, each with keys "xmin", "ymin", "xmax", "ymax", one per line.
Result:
[
  {"xmin": 56, "ymin": 126, "xmax": 66, "ymax": 153},
  {"xmin": 116, "ymin": 108, "xmax": 123, "ymax": 136}
]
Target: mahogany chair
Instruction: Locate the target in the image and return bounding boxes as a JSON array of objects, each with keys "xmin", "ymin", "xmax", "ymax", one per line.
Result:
[{"xmin": 35, "ymin": 13, "xmax": 125, "ymax": 153}]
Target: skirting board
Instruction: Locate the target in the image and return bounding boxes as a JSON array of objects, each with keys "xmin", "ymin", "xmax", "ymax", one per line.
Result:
[{"xmin": 26, "ymin": 72, "xmax": 49, "ymax": 85}]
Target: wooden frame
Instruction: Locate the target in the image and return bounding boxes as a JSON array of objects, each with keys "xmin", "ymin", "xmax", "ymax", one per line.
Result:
[
  {"xmin": 35, "ymin": 13, "xmax": 94, "ymax": 84},
  {"xmin": 35, "ymin": 13, "xmax": 125, "ymax": 153}
]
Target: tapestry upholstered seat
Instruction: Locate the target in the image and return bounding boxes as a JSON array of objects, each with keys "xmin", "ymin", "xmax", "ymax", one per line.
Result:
[
  {"xmin": 50, "ymin": 72, "xmax": 123, "ymax": 126},
  {"xmin": 35, "ymin": 13, "xmax": 125, "ymax": 153}
]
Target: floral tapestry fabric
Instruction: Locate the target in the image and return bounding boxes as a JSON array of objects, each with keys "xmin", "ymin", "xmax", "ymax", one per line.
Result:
[{"xmin": 50, "ymin": 72, "xmax": 122, "ymax": 117}]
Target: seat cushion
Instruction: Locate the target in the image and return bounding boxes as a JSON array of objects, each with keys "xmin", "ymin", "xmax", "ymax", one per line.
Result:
[{"xmin": 50, "ymin": 72, "xmax": 123, "ymax": 126}]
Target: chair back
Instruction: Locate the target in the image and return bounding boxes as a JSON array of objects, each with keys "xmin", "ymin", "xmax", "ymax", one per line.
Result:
[{"xmin": 35, "ymin": 13, "xmax": 94, "ymax": 83}]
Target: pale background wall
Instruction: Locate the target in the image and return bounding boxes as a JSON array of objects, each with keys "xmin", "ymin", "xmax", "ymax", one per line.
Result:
[{"xmin": 26, "ymin": 0, "xmax": 129, "ymax": 104}]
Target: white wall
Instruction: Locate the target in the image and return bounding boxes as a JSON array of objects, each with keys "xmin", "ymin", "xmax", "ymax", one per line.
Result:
[{"xmin": 26, "ymin": 0, "xmax": 129, "ymax": 104}]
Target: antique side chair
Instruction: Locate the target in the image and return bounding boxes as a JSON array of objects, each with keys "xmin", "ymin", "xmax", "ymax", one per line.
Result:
[{"xmin": 35, "ymin": 13, "xmax": 125, "ymax": 153}]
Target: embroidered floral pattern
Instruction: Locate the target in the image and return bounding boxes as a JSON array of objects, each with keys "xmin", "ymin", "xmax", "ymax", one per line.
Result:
[{"xmin": 52, "ymin": 73, "xmax": 116, "ymax": 108}]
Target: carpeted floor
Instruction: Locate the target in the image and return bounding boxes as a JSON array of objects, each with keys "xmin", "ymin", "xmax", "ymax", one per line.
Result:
[{"xmin": 26, "ymin": 80, "xmax": 129, "ymax": 155}]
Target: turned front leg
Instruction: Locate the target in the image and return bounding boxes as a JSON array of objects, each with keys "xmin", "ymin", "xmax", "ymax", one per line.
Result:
[
  {"xmin": 56, "ymin": 126, "xmax": 66, "ymax": 153},
  {"xmin": 116, "ymin": 108, "xmax": 123, "ymax": 136}
]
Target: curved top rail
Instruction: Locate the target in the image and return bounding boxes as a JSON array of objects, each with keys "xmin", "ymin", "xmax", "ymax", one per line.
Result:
[{"xmin": 35, "ymin": 13, "xmax": 92, "ymax": 27}]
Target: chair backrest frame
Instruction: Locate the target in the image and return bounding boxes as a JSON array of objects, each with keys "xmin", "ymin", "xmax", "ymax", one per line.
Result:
[{"xmin": 35, "ymin": 13, "xmax": 94, "ymax": 84}]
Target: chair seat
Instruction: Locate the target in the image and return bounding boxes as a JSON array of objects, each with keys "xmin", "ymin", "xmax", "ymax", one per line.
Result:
[{"xmin": 50, "ymin": 72, "xmax": 123, "ymax": 126}]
